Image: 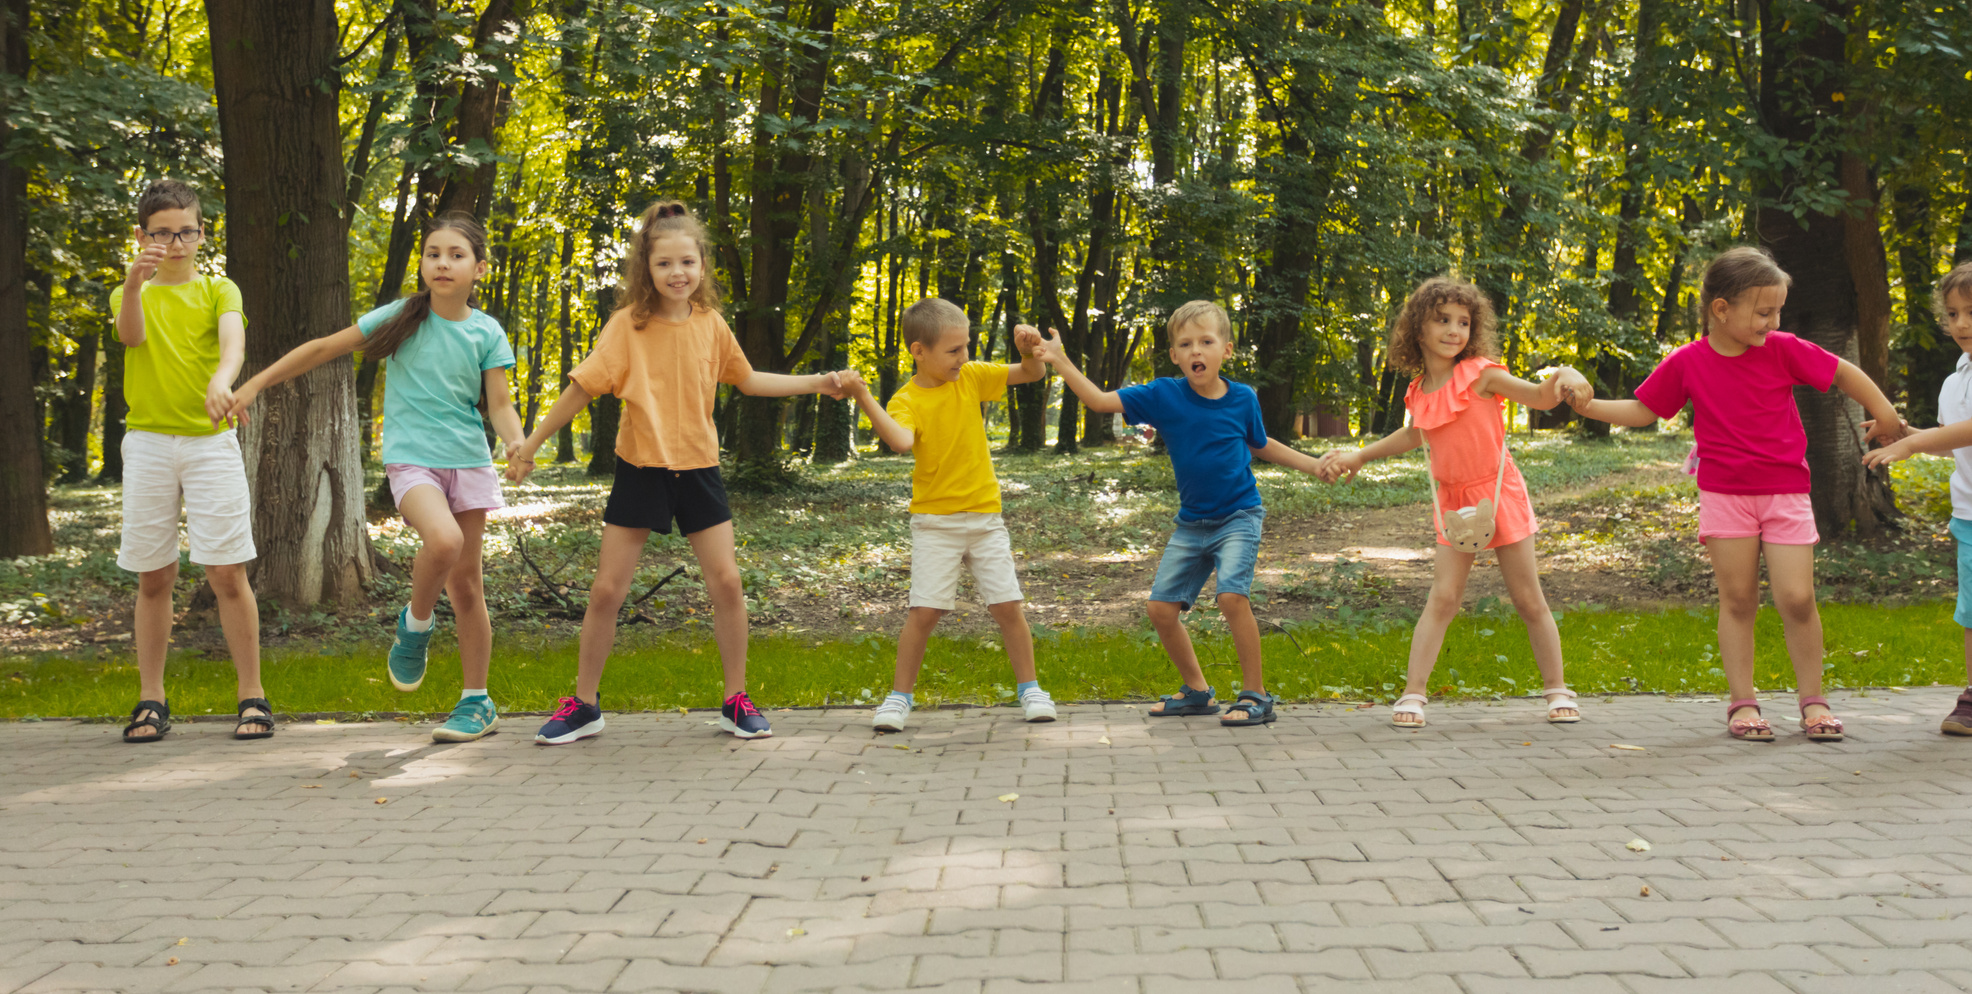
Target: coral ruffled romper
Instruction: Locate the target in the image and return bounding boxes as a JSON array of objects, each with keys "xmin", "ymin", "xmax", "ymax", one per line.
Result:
[{"xmin": 1405, "ymin": 357, "xmax": 1538, "ymax": 550}]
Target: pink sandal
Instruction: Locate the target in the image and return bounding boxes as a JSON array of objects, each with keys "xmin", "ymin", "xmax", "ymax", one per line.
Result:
[
  {"xmin": 1727, "ymin": 699, "xmax": 1773, "ymax": 741},
  {"xmin": 1798, "ymin": 695, "xmax": 1844, "ymax": 742}
]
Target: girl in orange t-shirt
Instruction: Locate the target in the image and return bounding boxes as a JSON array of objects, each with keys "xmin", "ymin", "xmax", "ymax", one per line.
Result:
[
  {"xmin": 509, "ymin": 200, "xmax": 854, "ymax": 743},
  {"xmin": 1319, "ymin": 278, "xmax": 1590, "ymax": 729}
]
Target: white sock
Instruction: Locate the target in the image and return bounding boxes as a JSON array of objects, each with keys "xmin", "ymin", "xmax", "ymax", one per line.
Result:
[
  {"xmin": 461, "ymin": 688, "xmax": 487, "ymax": 701},
  {"xmin": 405, "ymin": 605, "xmax": 433, "ymax": 632}
]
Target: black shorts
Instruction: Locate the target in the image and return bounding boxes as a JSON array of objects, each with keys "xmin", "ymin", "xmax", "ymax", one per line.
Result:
[{"xmin": 602, "ymin": 463, "xmax": 733, "ymax": 535}]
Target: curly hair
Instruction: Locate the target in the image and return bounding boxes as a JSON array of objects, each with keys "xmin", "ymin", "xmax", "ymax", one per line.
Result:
[
  {"xmin": 620, "ymin": 199, "xmax": 722, "ymax": 329},
  {"xmin": 1385, "ymin": 277, "xmax": 1499, "ymax": 375},
  {"xmin": 1936, "ymin": 260, "xmax": 1972, "ymax": 327}
]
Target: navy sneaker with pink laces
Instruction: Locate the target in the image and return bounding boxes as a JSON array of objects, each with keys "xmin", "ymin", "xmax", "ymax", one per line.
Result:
[
  {"xmin": 718, "ymin": 691, "xmax": 773, "ymax": 739},
  {"xmin": 535, "ymin": 695, "xmax": 604, "ymax": 745}
]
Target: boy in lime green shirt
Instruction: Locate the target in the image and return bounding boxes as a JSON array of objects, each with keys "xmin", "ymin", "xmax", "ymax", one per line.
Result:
[
  {"xmin": 106, "ymin": 179, "xmax": 269, "ymax": 742},
  {"xmin": 844, "ymin": 298, "xmax": 1055, "ymax": 731}
]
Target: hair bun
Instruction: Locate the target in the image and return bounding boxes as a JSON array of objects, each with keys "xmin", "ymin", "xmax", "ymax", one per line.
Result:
[{"xmin": 655, "ymin": 203, "xmax": 687, "ymax": 219}]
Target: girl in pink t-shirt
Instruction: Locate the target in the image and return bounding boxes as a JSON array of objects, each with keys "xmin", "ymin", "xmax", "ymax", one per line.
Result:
[
  {"xmin": 1570, "ymin": 247, "xmax": 1901, "ymax": 742},
  {"xmin": 1321, "ymin": 278, "xmax": 1591, "ymax": 728}
]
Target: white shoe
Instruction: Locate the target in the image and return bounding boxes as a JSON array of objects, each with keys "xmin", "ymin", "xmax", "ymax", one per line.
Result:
[
  {"xmin": 1020, "ymin": 687, "xmax": 1057, "ymax": 722},
  {"xmin": 873, "ymin": 694, "xmax": 912, "ymax": 731}
]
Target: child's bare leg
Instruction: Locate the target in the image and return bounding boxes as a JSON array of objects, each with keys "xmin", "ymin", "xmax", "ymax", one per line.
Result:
[
  {"xmin": 130, "ymin": 563, "xmax": 178, "ymax": 736},
  {"xmin": 1400, "ymin": 545, "xmax": 1475, "ymax": 724},
  {"xmin": 203, "ymin": 563, "xmax": 263, "ymax": 702},
  {"xmin": 397, "ymin": 486, "xmax": 466, "ymax": 621},
  {"xmin": 893, "ymin": 607, "xmax": 947, "ymax": 693},
  {"xmin": 1762, "ymin": 542, "xmax": 1831, "ymax": 724},
  {"xmin": 687, "ymin": 520, "xmax": 748, "ymax": 698},
  {"xmin": 1709, "ymin": 536, "xmax": 1765, "ymax": 725},
  {"xmin": 575, "ymin": 524, "xmax": 649, "ymax": 703},
  {"xmin": 1217, "ymin": 592, "xmax": 1263, "ymax": 695},
  {"xmin": 1495, "ymin": 538, "xmax": 1569, "ymax": 716},
  {"xmin": 1146, "ymin": 600, "xmax": 1210, "ymax": 713},
  {"xmin": 988, "ymin": 600, "xmax": 1036, "ymax": 684},
  {"xmin": 445, "ymin": 510, "xmax": 490, "ymax": 690}
]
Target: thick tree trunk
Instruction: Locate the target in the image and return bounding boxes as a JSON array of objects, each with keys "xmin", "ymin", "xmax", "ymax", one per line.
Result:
[
  {"xmin": 207, "ymin": 0, "xmax": 373, "ymax": 606},
  {"xmin": 0, "ymin": 0, "xmax": 53, "ymax": 557},
  {"xmin": 98, "ymin": 338, "xmax": 127, "ymax": 482},
  {"xmin": 1894, "ymin": 184, "xmax": 1948, "ymax": 426},
  {"xmin": 1755, "ymin": 0, "xmax": 1893, "ymax": 539}
]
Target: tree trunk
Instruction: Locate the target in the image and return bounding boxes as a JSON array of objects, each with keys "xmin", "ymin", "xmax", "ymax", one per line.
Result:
[
  {"xmin": 55, "ymin": 333, "xmax": 97, "ymax": 482},
  {"xmin": 1894, "ymin": 184, "xmax": 1947, "ymax": 426},
  {"xmin": 207, "ymin": 0, "xmax": 374, "ymax": 607},
  {"xmin": 1754, "ymin": 0, "xmax": 1893, "ymax": 540},
  {"xmin": 98, "ymin": 337, "xmax": 127, "ymax": 482},
  {"xmin": 0, "ymin": 0, "xmax": 52, "ymax": 556}
]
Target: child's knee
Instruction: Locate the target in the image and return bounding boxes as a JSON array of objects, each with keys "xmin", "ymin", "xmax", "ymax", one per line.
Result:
[
  {"xmin": 1147, "ymin": 600, "xmax": 1184, "ymax": 626},
  {"xmin": 1773, "ymin": 589, "xmax": 1818, "ymax": 624},
  {"xmin": 1215, "ymin": 592, "xmax": 1252, "ymax": 616},
  {"xmin": 203, "ymin": 564, "xmax": 252, "ymax": 600},
  {"xmin": 704, "ymin": 566, "xmax": 744, "ymax": 605},
  {"xmin": 137, "ymin": 565, "xmax": 178, "ymax": 597}
]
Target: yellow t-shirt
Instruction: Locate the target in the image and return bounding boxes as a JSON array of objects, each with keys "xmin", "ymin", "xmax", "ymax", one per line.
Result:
[
  {"xmin": 569, "ymin": 305, "xmax": 753, "ymax": 470},
  {"xmin": 107, "ymin": 275, "xmax": 245, "ymax": 437},
  {"xmin": 886, "ymin": 362, "xmax": 1009, "ymax": 514}
]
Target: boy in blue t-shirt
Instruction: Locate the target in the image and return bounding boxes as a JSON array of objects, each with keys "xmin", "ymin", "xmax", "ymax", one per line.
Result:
[{"xmin": 1033, "ymin": 301, "xmax": 1325, "ymax": 726}]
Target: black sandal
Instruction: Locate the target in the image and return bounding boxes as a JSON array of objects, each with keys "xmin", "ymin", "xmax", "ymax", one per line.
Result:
[
  {"xmin": 123, "ymin": 700, "xmax": 171, "ymax": 743},
  {"xmin": 234, "ymin": 698, "xmax": 276, "ymax": 740},
  {"xmin": 1220, "ymin": 690, "xmax": 1278, "ymax": 726},
  {"xmin": 1149, "ymin": 685, "xmax": 1219, "ymax": 717}
]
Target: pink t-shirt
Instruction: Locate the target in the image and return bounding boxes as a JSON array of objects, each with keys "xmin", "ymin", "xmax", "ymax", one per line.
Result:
[{"xmin": 1632, "ymin": 331, "xmax": 1839, "ymax": 495}]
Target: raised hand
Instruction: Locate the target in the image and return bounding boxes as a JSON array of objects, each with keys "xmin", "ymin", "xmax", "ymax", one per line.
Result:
[
  {"xmin": 127, "ymin": 240, "xmax": 167, "ymax": 285},
  {"xmin": 1026, "ymin": 326, "xmax": 1065, "ymax": 364},
  {"xmin": 1012, "ymin": 324, "xmax": 1046, "ymax": 357}
]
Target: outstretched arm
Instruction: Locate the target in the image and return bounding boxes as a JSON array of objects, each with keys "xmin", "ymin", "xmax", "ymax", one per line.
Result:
[
  {"xmin": 1569, "ymin": 396, "xmax": 1660, "ymax": 428},
  {"xmin": 506, "ymin": 381, "xmax": 594, "ymax": 482},
  {"xmin": 1318, "ymin": 425, "xmax": 1423, "ymax": 482},
  {"xmin": 1476, "ymin": 365, "xmax": 1591, "ymax": 411},
  {"xmin": 1253, "ymin": 437, "xmax": 1323, "ymax": 475},
  {"xmin": 738, "ymin": 369, "xmax": 845, "ymax": 398},
  {"xmin": 847, "ymin": 379, "xmax": 914, "ymax": 454},
  {"xmin": 1862, "ymin": 418, "xmax": 1972, "ymax": 467},
  {"xmin": 1005, "ymin": 325, "xmax": 1048, "ymax": 386},
  {"xmin": 1029, "ymin": 327, "xmax": 1123, "ymax": 414},
  {"xmin": 225, "ymin": 324, "xmax": 366, "ymax": 420}
]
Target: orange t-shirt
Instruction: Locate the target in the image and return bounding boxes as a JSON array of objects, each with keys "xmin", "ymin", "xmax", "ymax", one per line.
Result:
[{"xmin": 569, "ymin": 305, "xmax": 754, "ymax": 470}]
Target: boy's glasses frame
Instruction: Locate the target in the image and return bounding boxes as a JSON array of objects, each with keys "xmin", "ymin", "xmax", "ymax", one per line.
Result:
[{"xmin": 142, "ymin": 228, "xmax": 205, "ymax": 245}]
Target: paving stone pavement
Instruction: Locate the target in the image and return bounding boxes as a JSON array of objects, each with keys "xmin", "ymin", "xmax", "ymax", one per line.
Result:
[{"xmin": 4, "ymin": 690, "xmax": 1972, "ymax": 993}]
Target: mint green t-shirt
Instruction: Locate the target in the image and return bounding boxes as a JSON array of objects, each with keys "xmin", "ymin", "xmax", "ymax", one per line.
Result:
[
  {"xmin": 107, "ymin": 275, "xmax": 245, "ymax": 436},
  {"xmin": 357, "ymin": 298, "xmax": 516, "ymax": 468}
]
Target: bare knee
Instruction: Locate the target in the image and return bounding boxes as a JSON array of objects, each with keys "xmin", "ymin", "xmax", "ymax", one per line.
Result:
[
  {"xmin": 203, "ymin": 564, "xmax": 252, "ymax": 601},
  {"xmin": 1147, "ymin": 601, "xmax": 1185, "ymax": 628},
  {"xmin": 987, "ymin": 600, "xmax": 1026, "ymax": 628},
  {"xmin": 1422, "ymin": 587, "xmax": 1463, "ymax": 624},
  {"xmin": 1718, "ymin": 589, "xmax": 1760, "ymax": 623},
  {"xmin": 137, "ymin": 565, "xmax": 178, "ymax": 598},
  {"xmin": 1773, "ymin": 589, "xmax": 1818, "ymax": 627},
  {"xmin": 1216, "ymin": 593, "xmax": 1252, "ymax": 619},
  {"xmin": 422, "ymin": 530, "xmax": 465, "ymax": 564},
  {"xmin": 588, "ymin": 574, "xmax": 633, "ymax": 613},
  {"xmin": 703, "ymin": 565, "xmax": 745, "ymax": 609}
]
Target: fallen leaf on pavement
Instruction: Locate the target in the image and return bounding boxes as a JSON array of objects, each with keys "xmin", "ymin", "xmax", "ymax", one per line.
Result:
[
  {"xmin": 998, "ymin": 793, "xmax": 1019, "ymax": 803},
  {"xmin": 1609, "ymin": 744, "xmax": 1647, "ymax": 751},
  {"xmin": 1626, "ymin": 838, "xmax": 1651, "ymax": 852}
]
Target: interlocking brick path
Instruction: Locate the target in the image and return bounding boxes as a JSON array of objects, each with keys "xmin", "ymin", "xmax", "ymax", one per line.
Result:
[{"xmin": 4, "ymin": 691, "xmax": 1971, "ymax": 993}]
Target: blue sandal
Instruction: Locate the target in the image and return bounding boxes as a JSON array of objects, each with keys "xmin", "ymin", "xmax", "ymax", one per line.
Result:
[
  {"xmin": 1150, "ymin": 685, "xmax": 1219, "ymax": 717},
  {"xmin": 1220, "ymin": 690, "xmax": 1277, "ymax": 726}
]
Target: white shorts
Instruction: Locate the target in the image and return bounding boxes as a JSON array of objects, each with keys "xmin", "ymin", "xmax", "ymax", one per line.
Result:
[
  {"xmin": 118, "ymin": 429, "xmax": 257, "ymax": 573},
  {"xmin": 908, "ymin": 512, "xmax": 1024, "ymax": 610}
]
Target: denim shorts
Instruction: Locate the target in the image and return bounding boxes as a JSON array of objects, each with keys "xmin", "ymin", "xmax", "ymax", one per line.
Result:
[{"xmin": 1148, "ymin": 506, "xmax": 1265, "ymax": 610}]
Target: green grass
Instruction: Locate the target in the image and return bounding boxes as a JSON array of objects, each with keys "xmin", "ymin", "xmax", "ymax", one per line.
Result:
[{"xmin": 7, "ymin": 600, "xmax": 1967, "ymax": 720}]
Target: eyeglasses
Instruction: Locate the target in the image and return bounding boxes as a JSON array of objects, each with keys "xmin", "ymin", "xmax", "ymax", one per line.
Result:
[{"xmin": 142, "ymin": 228, "xmax": 205, "ymax": 245}]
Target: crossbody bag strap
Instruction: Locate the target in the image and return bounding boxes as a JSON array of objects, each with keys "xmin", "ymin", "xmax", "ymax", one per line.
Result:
[
  {"xmin": 1417, "ymin": 424, "xmax": 1446, "ymax": 534},
  {"xmin": 1490, "ymin": 427, "xmax": 1508, "ymax": 506}
]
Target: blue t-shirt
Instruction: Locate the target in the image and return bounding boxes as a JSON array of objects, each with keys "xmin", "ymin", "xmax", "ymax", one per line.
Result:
[
  {"xmin": 357, "ymin": 298, "xmax": 516, "ymax": 468},
  {"xmin": 1118, "ymin": 376, "xmax": 1269, "ymax": 520}
]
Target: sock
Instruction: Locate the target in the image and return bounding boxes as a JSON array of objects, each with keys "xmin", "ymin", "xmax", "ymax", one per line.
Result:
[
  {"xmin": 404, "ymin": 605, "xmax": 433, "ymax": 632},
  {"xmin": 1017, "ymin": 680, "xmax": 1039, "ymax": 696},
  {"xmin": 887, "ymin": 691, "xmax": 914, "ymax": 706},
  {"xmin": 460, "ymin": 688, "xmax": 487, "ymax": 701}
]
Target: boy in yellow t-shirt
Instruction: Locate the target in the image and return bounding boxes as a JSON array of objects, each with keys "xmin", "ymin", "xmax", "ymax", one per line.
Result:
[
  {"xmin": 105, "ymin": 179, "xmax": 268, "ymax": 743},
  {"xmin": 846, "ymin": 298, "xmax": 1054, "ymax": 731}
]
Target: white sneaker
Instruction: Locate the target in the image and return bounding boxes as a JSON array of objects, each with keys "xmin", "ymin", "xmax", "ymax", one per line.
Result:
[
  {"xmin": 873, "ymin": 694, "xmax": 912, "ymax": 731},
  {"xmin": 1020, "ymin": 687, "xmax": 1057, "ymax": 723}
]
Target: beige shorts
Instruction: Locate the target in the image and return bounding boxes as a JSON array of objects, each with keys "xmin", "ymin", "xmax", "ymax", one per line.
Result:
[
  {"xmin": 118, "ymin": 429, "xmax": 257, "ymax": 573},
  {"xmin": 908, "ymin": 512, "xmax": 1023, "ymax": 610}
]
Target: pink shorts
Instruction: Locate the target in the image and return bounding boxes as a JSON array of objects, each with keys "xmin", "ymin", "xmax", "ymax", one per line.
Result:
[
  {"xmin": 385, "ymin": 464, "xmax": 506, "ymax": 514},
  {"xmin": 1697, "ymin": 490, "xmax": 1817, "ymax": 545}
]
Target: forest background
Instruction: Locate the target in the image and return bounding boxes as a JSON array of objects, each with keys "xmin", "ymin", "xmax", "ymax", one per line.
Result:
[{"xmin": 0, "ymin": 0, "xmax": 1969, "ymax": 621}]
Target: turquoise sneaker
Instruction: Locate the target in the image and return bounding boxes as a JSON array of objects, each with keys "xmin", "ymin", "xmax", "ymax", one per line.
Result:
[
  {"xmin": 387, "ymin": 608, "xmax": 431, "ymax": 692},
  {"xmin": 433, "ymin": 695, "xmax": 498, "ymax": 742}
]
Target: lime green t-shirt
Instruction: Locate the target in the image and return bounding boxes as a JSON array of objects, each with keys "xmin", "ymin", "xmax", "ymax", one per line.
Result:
[{"xmin": 107, "ymin": 275, "xmax": 245, "ymax": 437}]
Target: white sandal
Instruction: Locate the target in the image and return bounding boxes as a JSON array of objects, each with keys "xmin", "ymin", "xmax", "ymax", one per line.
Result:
[
  {"xmin": 1391, "ymin": 693, "xmax": 1427, "ymax": 728},
  {"xmin": 1543, "ymin": 687, "xmax": 1581, "ymax": 724}
]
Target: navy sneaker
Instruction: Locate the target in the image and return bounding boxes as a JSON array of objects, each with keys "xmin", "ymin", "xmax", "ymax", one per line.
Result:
[
  {"xmin": 387, "ymin": 608, "xmax": 432, "ymax": 692},
  {"xmin": 536, "ymin": 695, "xmax": 605, "ymax": 745},
  {"xmin": 718, "ymin": 691, "xmax": 773, "ymax": 739}
]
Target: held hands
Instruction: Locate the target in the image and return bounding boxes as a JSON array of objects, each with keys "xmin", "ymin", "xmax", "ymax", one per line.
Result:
[
  {"xmin": 1859, "ymin": 437, "xmax": 1912, "ymax": 469},
  {"xmin": 205, "ymin": 373, "xmax": 238, "ymax": 428},
  {"xmin": 1860, "ymin": 416, "xmax": 1912, "ymax": 449},
  {"xmin": 1023, "ymin": 325, "xmax": 1065, "ymax": 365},
  {"xmin": 820, "ymin": 368, "xmax": 864, "ymax": 400},
  {"xmin": 1316, "ymin": 449, "xmax": 1366, "ymax": 484},
  {"xmin": 1548, "ymin": 366, "xmax": 1593, "ymax": 408},
  {"xmin": 219, "ymin": 383, "xmax": 260, "ymax": 426},
  {"xmin": 504, "ymin": 441, "xmax": 537, "ymax": 483}
]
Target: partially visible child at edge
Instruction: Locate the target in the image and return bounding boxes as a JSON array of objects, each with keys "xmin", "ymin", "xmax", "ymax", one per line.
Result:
[
  {"xmin": 506, "ymin": 200, "xmax": 852, "ymax": 744},
  {"xmin": 1032, "ymin": 300, "xmax": 1327, "ymax": 726},
  {"xmin": 844, "ymin": 300, "xmax": 1057, "ymax": 732},
  {"xmin": 109, "ymin": 179, "xmax": 269, "ymax": 743},
  {"xmin": 227, "ymin": 212, "xmax": 522, "ymax": 744},
  {"xmin": 1861, "ymin": 259, "xmax": 1972, "ymax": 737},
  {"xmin": 1569, "ymin": 245, "xmax": 1902, "ymax": 742},
  {"xmin": 1317, "ymin": 278, "xmax": 1591, "ymax": 729}
]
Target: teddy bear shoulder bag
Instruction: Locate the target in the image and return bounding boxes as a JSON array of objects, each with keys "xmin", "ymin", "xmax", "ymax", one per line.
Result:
[{"xmin": 1418, "ymin": 427, "xmax": 1508, "ymax": 554}]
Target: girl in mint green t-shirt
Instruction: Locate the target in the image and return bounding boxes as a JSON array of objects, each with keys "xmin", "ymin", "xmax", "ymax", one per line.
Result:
[{"xmin": 226, "ymin": 213, "xmax": 524, "ymax": 744}]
